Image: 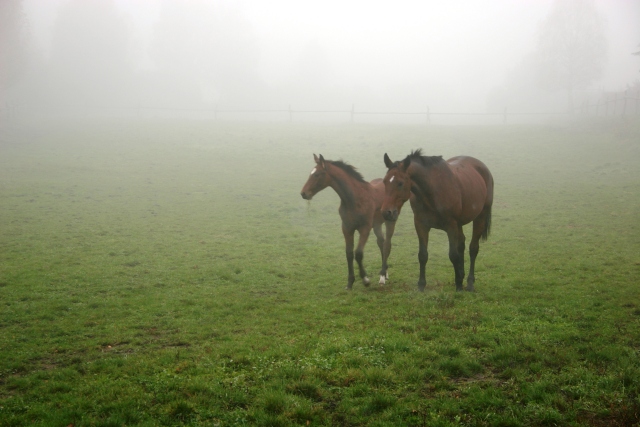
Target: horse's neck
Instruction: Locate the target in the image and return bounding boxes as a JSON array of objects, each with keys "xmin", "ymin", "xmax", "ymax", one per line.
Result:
[
  {"xmin": 328, "ymin": 166, "xmax": 364, "ymax": 206},
  {"xmin": 410, "ymin": 162, "xmax": 456, "ymax": 204},
  {"xmin": 410, "ymin": 162, "xmax": 449, "ymax": 195},
  {"xmin": 409, "ymin": 163, "xmax": 433, "ymax": 192}
]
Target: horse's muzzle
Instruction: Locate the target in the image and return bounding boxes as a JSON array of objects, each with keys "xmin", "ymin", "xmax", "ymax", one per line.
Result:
[
  {"xmin": 382, "ymin": 209, "xmax": 399, "ymax": 222},
  {"xmin": 300, "ymin": 191, "xmax": 312, "ymax": 200}
]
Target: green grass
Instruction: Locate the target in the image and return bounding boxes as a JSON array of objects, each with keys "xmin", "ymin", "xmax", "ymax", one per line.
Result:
[{"xmin": 1, "ymin": 118, "xmax": 639, "ymax": 426}]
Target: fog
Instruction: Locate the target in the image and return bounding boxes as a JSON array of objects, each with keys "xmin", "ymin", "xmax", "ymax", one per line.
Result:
[{"xmin": 5, "ymin": 0, "xmax": 640, "ymax": 122}]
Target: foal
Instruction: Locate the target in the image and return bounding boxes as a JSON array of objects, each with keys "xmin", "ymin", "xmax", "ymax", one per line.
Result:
[{"xmin": 300, "ymin": 154, "xmax": 396, "ymax": 289}]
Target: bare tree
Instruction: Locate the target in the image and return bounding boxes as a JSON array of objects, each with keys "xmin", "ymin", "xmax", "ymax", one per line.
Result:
[
  {"xmin": 535, "ymin": 0, "xmax": 607, "ymax": 112},
  {"xmin": 47, "ymin": 0, "xmax": 133, "ymax": 108},
  {"xmin": 0, "ymin": 0, "xmax": 28, "ymax": 102},
  {"xmin": 150, "ymin": 2, "xmax": 261, "ymax": 108}
]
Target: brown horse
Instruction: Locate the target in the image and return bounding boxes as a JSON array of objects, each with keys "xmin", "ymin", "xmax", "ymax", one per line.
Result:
[
  {"xmin": 301, "ymin": 154, "xmax": 398, "ymax": 289},
  {"xmin": 382, "ymin": 149, "xmax": 493, "ymax": 292}
]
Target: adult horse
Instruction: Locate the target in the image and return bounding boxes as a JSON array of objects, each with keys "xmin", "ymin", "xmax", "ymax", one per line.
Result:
[
  {"xmin": 382, "ymin": 149, "xmax": 493, "ymax": 292},
  {"xmin": 301, "ymin": 154, "xmax": 398, "ymax": 289}
]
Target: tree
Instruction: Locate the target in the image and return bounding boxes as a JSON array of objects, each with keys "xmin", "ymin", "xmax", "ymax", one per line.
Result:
[
  {"xmin": 47, "ymin": 0, "xmax": 134, "ymax": 108},
  {"xmin": 534, "ymin": 0, "xmax": 607, "ymax": 112},
  {"xmin": 0, "ymin": 0, "xmax": 29, "ymax": 102},
  {"xmin": 149, "ymin": 1, "xmax": 261, "ymax": 108}
]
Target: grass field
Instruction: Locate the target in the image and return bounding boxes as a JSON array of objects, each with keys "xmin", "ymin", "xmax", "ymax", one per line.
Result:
[{"xmin": 1, "ymin": 118, "xmax": 639, "ymax": 426}]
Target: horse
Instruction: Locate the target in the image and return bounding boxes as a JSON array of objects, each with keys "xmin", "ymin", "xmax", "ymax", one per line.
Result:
[
  {"xmin": 300, "ymin": 154, "xmax": 398, "ymax": 290},
  {"xmin": 382, "ymin": 149, "xmax": 494, "ymax": 292}
]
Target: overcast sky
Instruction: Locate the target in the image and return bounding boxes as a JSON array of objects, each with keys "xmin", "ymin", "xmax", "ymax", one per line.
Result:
[{"xmin": 23, "ymin": 0, "xmax": 640, "ymax": 113}]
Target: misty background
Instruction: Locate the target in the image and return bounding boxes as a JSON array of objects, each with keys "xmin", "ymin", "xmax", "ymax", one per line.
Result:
[{"xmin": 2, "ymin": 0, "xmax": 639, "ymax": 123}]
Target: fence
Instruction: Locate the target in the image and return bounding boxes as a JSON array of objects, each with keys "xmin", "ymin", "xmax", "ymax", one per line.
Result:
[
  {"xmin": 578, "ymin": 87, "xmax": 640, "ymax": 117},
  {"xmin": 0, "ymin": 104, "xmax": 575, "ymax": 125},
  {"xmin": 3, "ymin": 91, "xmax": 639, "ymax": 126},
  {"xmin": 208, "ymin": 105, "xmax": 513, "ymax": 124}
]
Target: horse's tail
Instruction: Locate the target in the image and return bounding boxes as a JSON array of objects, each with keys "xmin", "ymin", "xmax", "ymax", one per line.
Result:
[{"xmin": 481, "ymin": 204, "xmax": 492, "ymax": 242}]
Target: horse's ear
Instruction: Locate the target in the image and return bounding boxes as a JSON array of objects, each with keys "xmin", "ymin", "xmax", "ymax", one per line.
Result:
[
  {"xmin": 402, "ymin": 156, "xmax": 411, "ymax": 171},
  {"xmin": 318, "ymin": 154, "xmax": 326, "ymax": 169},
  {"xmin": 384, "ymin": 153, "xmax": 394, "ymax": 169},
  {"xmin": 313, "ymin": 154, "xmax": 320, "ymax": 163}
]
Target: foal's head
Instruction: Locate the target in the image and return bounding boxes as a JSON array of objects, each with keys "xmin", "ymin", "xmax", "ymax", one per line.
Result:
[
  {"xmin": 381, "ymin": 153, "xmax": 413, "ymax": 221},
  {"xmin": 300, "ymin": 154, "xmax": 331, "ymax": 200}
]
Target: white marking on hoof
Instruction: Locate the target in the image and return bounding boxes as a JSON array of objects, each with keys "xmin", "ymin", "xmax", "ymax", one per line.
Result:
[
  {"xmin": 363, "ymin": 276, "xmax": 371, "ymax": 286},
  {"xmin": 380, "ymin": 272, "xmax": 389, "ymax": 285}
]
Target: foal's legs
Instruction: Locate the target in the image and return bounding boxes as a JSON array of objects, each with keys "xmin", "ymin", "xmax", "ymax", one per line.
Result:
[
  {"xmin": 342, "ymin": 224, "xmax": 372, "ymax": 290},
  {"xmin": 355, "ymin": 226, "xmax": 372, "ymax": 286},
  {"xmin": 342, "ymin": 226, "xmax": 356, "ymax": 290},
  {"xmin": 372, "ymin": 223, "xmax": 386, "ymax": 285}
]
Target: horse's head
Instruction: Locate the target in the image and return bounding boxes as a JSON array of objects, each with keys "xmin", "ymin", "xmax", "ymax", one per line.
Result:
[
  {"xmin": 381, "ymin": 153, "xmax": 412, "ymax": 221},
  {"xmin": 300, "ymin": 154, "xmax": 331, "ymax": 200}
]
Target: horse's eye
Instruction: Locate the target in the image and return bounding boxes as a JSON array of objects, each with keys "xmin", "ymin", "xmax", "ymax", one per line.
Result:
[{"xmin": 398, "ymin": 181, "xmax": 404, "ymax": 188}]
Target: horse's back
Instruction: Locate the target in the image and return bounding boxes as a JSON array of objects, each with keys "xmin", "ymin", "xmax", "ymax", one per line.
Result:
[
  {"xmin": 369, "ymin": 178, "xmax": 386, "ymax": 203},
  {"xmin": 447, "ymin": 156, "xmax": 493, "ymax": 220}
]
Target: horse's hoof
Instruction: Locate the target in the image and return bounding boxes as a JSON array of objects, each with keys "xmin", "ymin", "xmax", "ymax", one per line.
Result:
[
  {"xmin": 345, "ymin": 285, "xmax": 353, "ymax": 290},
  {"xmin": 379, "ymin": 275, "xmax": 386, "ymax": 286},
  {"xmin": 466, "ymin": 279, "xmax": 475, "ymax": 292},
  {"xmin": 363, "ymin": 276, "xmax": 371, "ymax": 287}
]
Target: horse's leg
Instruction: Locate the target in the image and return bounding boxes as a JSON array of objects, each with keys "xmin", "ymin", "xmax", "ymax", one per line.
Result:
[
  {"xmin": 372, "ymin": 223, "xmax": 387, "ymax": 285},
  {"xmin": 379, "ymin": 220, "xmax": 396, "ymax": 285},
  {"xmin": 467, "ymin": 215, "xmax": 486, "ymax": 292},
  {"xmin": 355, "ymin": 227, "xmax": 372, "ymax": 286},
  {"xmin": 458, "ymin": 225, "xmax": 466, "ymax": 288},
  {"xmin": 342, "ymin": 225, "xmax": 356, "ymax": 290},
  {"xmin": 446, "ymin": 224, "xmax": 465, "ymax": 291},
  {"xmin": 414, "ymin": 218, "xmax": 430, "ymax": 292}
]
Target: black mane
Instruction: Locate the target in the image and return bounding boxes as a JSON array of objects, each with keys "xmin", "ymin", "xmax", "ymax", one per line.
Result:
[
  {"xmin": 405, "ymin": 149, "xmax": 443, "ymax": 168},
  {"xmin": 328, "ymin": 160, "xmax": 366, "ymax": 183}
]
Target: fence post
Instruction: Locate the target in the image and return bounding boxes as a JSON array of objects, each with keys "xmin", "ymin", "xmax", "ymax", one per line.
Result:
[{"xmin": 623, "ymin": 89, "xmax": 628, "ymax": 116}]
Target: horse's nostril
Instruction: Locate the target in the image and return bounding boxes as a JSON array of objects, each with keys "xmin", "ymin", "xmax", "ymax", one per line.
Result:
[{"xmin": 382, "ymin": 209, "xmax": 398, "ymax": 221}]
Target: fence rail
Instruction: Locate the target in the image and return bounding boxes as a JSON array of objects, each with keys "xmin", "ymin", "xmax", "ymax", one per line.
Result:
[
  {"xmin": 3, "ymin": 92, "xmax": 639, "ymax": 125},
  {"xmin": 578, "ymin": 88, "xmax": 640, "ymax": 116}
]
